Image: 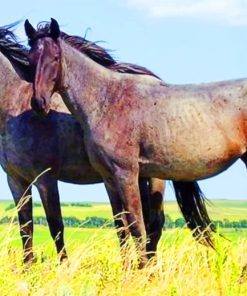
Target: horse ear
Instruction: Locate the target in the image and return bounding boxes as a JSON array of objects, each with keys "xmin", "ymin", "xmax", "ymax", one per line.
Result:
[
  {"xmin": 50, "ymin": 18, "xmax": 60, "ymax": 40},
  {"xmin": 24, "ymin": 19, "xmax": 36, "ymax": 40}
]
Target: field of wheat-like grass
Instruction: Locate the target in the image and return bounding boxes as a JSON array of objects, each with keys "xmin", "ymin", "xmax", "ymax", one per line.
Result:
[{"xmin": 0, "ymin": 220, "xmax": 246, "ymax": 296}]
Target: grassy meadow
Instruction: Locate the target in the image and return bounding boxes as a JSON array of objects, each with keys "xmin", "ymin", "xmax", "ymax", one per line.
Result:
[
  {"xmin": 1, "ymin": 198, "xmax": 246, "ymax": 221},
  {"xmin": 0, "ymin": 199, "xmax": 246, "ymax": 295}
]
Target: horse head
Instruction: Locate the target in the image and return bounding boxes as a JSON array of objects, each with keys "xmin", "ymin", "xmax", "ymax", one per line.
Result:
[{"xmin": 25, "ymin": 18, "xmax": 61, "ymax": 115}]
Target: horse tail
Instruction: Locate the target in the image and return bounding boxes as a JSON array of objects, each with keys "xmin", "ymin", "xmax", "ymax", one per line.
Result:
[{"xmin": 172, "ymin": 181, "xmax": 215, "ymax": 248}]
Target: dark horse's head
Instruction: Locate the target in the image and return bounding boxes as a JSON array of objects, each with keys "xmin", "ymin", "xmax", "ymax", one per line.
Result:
[{"xmin": 25, "ymin": 18, "xmax": 61, "ymax": 115}]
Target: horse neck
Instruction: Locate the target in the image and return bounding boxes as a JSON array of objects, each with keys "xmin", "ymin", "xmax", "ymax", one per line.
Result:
[
  {"xmin": 60, "ymin": 40, "xmax": 117, "ymax": 129},
  {"xmin": 0, "ymin": 53, "xmax": 32, "ymax": 129}
]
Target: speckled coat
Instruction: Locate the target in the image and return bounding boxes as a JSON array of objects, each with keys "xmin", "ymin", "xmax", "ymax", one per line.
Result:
[{"xmin": 30, "ymin": 35, "xmax": 247, "ymax": 267}]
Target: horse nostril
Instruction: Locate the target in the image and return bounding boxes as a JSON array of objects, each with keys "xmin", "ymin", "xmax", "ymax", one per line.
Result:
[{"xmin": 31, "ymin": 96, "xmax": 47, "ymax": 115}]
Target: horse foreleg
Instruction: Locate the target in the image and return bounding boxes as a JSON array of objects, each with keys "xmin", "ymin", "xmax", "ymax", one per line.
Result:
[
  {"xmin": 7, "ymin": 175, "xmax": 34, "ymax": 264},
  {"xmin": 112, "ymin": 169, "xmax": 148, "ymax": 268},
  {"xmin": 36, "ymin": 176, "xmax": 67, "ymax": 262},
  {"xmin": 105, "ymin": 182, "xmax": 130, "ymax": 247},
  {"xmin": 146, "ymin": 178, "xmax": 165, "ymax": 258}
]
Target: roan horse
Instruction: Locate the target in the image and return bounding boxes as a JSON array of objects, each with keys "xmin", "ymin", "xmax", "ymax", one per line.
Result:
[
  {"xmin": 0, "ymin": 23, "xmax": 166, "ymax": 264},
  {"xmin": 25, "ymin": 19, "xmax": 223, "ymax": 268}
]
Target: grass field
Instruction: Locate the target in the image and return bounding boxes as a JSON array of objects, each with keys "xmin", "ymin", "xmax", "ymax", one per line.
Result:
[
  {"xmin": 0, "ymin": 198, "xmax": 246, "ymax": 221},
  {"xmin": 0, "ymin": 226, "xmax": 246, "ymax": 295},
  {"xmin": 0, "ymin": 199, "xmax": 246, "ymax": 295}
]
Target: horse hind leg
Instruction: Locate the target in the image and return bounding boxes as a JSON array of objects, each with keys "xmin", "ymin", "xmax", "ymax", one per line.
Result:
[
  {"xmin": 7, "ymin": 175, "xmax": 34, "ymax": 264},
  {"xmin": 139, "ymin": 177, "xmax": 150, "ymax": 237},
  {"xmin": 146, "ymin": 178, "xmax": 165, "ymax": 258},
  {"xmin": 36, "ymin": 176, "xmax": 67, "ymax": 262},
  {"xmin": 139, "ymin": 178, "xmax": 165, "ymax": 259}
]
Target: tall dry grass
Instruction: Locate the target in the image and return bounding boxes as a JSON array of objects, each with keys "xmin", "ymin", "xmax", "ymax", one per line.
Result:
[{"xmin": 0, "ymin": 222, "xmax": 246, "ymax": 296}]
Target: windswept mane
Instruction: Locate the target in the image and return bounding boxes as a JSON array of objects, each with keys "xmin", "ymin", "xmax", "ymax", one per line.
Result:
[
  {"xmin": 61, "ymin": 32, "xmax": 160, "ymax": 79},
  {"xmin": 0, "ymin": 22, "xmax": 29, "ymax": 68},
  {"xmin": 32, "ymin": 23, "xmax": 160, "ymax": 79}
]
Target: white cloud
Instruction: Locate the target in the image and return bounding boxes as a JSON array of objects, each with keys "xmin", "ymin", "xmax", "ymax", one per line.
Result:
[{"xmin": 125, "ymin": 0, "xmax": 247, "ymax": 26}]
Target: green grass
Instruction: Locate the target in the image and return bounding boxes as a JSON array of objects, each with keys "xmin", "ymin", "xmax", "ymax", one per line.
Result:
[
  {"xmin": 0, "ymin": 199, "xmax": 246, "ymax": 221},
  {"xmin": 0, "ymin": 200, "xmax": 112, "ymax": 219},
  {"xmin": 0, "ymin": 224, "xmax": 117, "ymax": 248},
  {"xmin": 0, "ymin": 224, "xmax": 246, "ymax": 252}
]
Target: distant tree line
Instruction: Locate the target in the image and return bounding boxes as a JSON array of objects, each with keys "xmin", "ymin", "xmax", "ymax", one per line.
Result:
[
  {"xmin": 5, "ymin": 202, "xmax": 92, "ymax": 211},
  {"xmin": 60, "ymin": 202, "xmax": 93, "ymax": 207},
  {"xmin": 0, "ymin": 213, "xmax": 247, "ymax": 229},
  {"xmin": 164, "ymin": 215, "xmax": 247, "ymax": 229},
  {"xmin": 0, "ymin": 215, "xmax": 114, "ymax": 228}
]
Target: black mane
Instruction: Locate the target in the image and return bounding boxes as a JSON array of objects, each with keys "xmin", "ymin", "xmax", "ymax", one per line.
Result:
[
  {"xmin": 0, "ymin": 22, "xmax": 29, "ymax": 68},
  {"xmin": 32, "ymin": 23, "xmax": 160, "ymax": 79}
]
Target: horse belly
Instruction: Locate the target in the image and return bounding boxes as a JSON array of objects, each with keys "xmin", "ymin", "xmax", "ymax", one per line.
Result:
[
  {"xmin": 140, "ymin": 106, "xmax": 246, "ymax": 180},
  {"xmin": 58, "ymin": 158, "xmax": 102, "ymax": 184},
  {"xmin": 140, "ymin": 138, "xmax": 242, "ymax": 180}
]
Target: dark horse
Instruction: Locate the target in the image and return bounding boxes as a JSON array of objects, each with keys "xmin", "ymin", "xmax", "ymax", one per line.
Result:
[
  {"xmin": 0, "ymin": 23, "xmax": 166, "ymax": 263},
  {"xmin": 25, "ymin": 19, "xmax": 221, "ymax": 268}
]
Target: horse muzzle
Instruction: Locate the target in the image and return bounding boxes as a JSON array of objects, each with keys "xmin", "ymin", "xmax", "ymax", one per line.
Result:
[{"xmin": 31, "ymin": 96, "xmax": 49, "ymax": 116}]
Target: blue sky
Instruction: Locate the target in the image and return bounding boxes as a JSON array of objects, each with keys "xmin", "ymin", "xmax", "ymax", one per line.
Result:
[{"xmin": 1, "ymin": 0, "xmax": 247, "ymax": 202}]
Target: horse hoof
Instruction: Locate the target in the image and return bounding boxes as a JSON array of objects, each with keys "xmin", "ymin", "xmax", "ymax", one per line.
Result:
[
  {"xmin": 138, "ymin": 258, "xmax": 148, "ymax": 269},
  {"xmin": 23, "ymin": 255, "xmax": 37, "ymax": 265}
]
